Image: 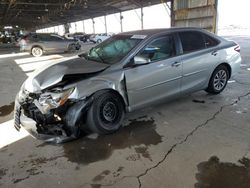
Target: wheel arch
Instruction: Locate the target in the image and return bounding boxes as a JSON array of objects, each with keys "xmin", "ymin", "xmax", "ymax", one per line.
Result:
[
  {"xmin": 215, "ymin": 63, "xmax": 232, "ymax": 79},
  {"xmin": 31, "ymin": 45, "xmax": 43, "ymax": 51}
]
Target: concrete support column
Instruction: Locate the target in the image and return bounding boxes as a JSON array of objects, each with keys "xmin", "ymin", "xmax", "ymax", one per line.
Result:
[
  {"xmin": 104, "ymin": 15, "xmax": 107, "ymax": 34},
  {"xmin": 82, "ymin": 20, "xmax": 85, "ymax": 33},
  {"xmin": 141, "ymin": 7, "xmax": 144, "ymax": 30},
  {"xmin": 75, "ymin": 22, "xmax": 77, "ymax": 33},
  {"xmin": 173, "ymin": 0, "xmax": 218, "ymax": 33},
  {"xmin": 92, "ymin": 18, "xmax": 95, "ymax": 33},
  {"xmin": 120, "ymin": 12, "xmax": 123, "ymax": 32},
  {"xmin": 64, "ymin": 23, "xmax": 70, "ymax": 34},
  {"xmin": 170, "ymin": 0, "xmax": 175, "ymax": 27}
]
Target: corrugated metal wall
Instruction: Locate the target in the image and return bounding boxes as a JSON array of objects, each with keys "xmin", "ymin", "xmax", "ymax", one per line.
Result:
[{"xmin": 173, "ymin": 0, "xmax": 218, "ymax": 33}]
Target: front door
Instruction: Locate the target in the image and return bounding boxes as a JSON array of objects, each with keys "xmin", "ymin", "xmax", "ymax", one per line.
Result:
[{"xmin": 124, "ymin": 35, "xmax": 182, "ymax": 110}]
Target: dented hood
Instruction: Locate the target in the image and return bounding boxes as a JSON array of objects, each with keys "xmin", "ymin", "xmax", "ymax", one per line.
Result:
[{"xmin": 24, "ymin": 56, "xmax": 109, "ymax": 92}]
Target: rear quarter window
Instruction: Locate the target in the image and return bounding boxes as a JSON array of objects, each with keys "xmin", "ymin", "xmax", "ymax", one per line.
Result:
[
  {"xmin": 38, "ymin": 34, "xmax": 51, "ymax": 41},
  {"xmin": 179, "ymin": 31, "xmax": 206, "ymax": 53},
  {"xmin": 203, "ymin": 34, "xmax": 219, "ymax": 48}
]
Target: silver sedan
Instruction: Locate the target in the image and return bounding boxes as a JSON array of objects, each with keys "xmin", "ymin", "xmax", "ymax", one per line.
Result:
[{"xmin": 14, "ymin": 27, "xmax": 241, "ymax": 142}]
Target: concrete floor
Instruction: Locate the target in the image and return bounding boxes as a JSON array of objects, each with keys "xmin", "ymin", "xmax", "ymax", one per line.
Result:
[{"xmin": 0, "ymin": 36, "xmax": 250, "ymax": 188}]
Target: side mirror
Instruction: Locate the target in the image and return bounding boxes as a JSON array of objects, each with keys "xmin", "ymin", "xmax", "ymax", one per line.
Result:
[{"xmin": 133, "ymin": 55, "xmax": 150, "ymax": 66}]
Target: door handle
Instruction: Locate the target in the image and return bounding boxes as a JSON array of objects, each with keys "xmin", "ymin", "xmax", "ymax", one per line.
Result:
[
  {"xmin": 211, "ymin": 51, "xmax": 218, "ymax": 56},
  {"xmin": 172, "ymin": 62, "xmax": 181, "ymax": 67}
]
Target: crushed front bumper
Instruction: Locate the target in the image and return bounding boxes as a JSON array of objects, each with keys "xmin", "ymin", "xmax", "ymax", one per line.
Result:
[{"xmin": 14, "ymin": 100, "xmax": 75, "ymax": 143}]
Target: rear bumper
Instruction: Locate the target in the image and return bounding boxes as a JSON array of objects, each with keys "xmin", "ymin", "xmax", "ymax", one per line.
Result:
[
  {"xmin": 14, "ymin": 100, "xmax": 75, "ymax": 143},
  {"xmin": 230, "ymin": 55, "xmax": 242, "ymax": 78}
]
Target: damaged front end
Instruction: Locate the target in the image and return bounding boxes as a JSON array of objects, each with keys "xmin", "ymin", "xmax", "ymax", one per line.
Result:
[{"xmin": 14, "ymin": 86, "xmax": 92, "ymax": 143}]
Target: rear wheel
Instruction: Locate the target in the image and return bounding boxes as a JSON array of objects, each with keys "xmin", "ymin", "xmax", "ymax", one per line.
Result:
[
  {"xmin": 31, "ymin": 47, "xmax": 43, "ymax": 57},
  {"xmin": 97, "ymin": 39, "xmax": 102, "ymax": 43},
  {"xmin": 206, "ymin": 65, "xmax": 229, "ymax": 94},
  {"xmin": 86, "ymin": 91, "xmax": 125, "ymax": 134}
]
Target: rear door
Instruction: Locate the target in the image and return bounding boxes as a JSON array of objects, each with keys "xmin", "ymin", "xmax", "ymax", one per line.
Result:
[
  {"xmin": 36, "ymin": 34, "xmax": 53, "ymax": 51},
  {"xmin": 48, "ymin": 35, "xmax": 69, "ymax": 52},
  {"xmin": 125, "ymin": 34, "xmax": 182, "ymax": 110},
  {"xmin": 178, "ymin": 31, "xmax": 220, "ymax": 94}
]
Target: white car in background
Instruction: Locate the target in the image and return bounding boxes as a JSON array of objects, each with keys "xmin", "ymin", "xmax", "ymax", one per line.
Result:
[
  {"xmin": 90, "ymin": 33, "xmax": 112, "ymax": 43},
  {"xmin": 64, "ymin": 33, "xmax": 75, "ymax": 40}
]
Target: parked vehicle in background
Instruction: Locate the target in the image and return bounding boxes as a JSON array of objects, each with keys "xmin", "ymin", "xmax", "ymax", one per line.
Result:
[
  {"xmin": 14, "ymin": 27, "xmax": 241, "ymax": 142},
  {"xmin": 19, "ymin": 33, "xmax": 81, "ymax": 57},
  {"xmin": 90, "ymin": 33, "xmax": 112, "ymax": 43},
  {"xmin": 64, "ymin": 33, "xmax": 75, "ymax": 40},
  {"xmin": 77, "ymin": 34, "xmax": 92, "ymax": 43}
]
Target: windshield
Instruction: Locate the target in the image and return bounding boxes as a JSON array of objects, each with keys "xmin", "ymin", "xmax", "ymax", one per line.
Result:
[{"xmin": 85, "ymin": 35, "xmax": 144, "ymax": 64}]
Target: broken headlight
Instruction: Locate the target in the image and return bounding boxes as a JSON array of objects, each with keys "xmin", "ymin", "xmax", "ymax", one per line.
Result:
[
  {"xmin": 17, "ymin": 83, "xmax": 30, "ymax": 103},
  {"xmin": 34, "ymin": 87, "xmax": 75, "ymax": 114}
]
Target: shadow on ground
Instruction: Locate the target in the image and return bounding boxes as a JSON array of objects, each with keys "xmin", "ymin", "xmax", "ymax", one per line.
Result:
[{"xmin": 195, "ymin": 156, "xmax": 250, "ymax": 188}]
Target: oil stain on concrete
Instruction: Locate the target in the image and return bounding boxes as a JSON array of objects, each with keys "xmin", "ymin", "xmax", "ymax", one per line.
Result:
[
  {"xmin": 195, "ymin": 156, "xmax": 250, "ymax": 188},
  {"xmin": 63, "ymin": 117, "xmax": 162, "ymax": 165},
  {"xmin": 0, "ymin": 102, "xmax": 14, "ymax": 117},
  {"xmin": 0, "ymin": 168, "xmax": 8, "ymax": 180},
  {"xmin": 11, "ymin": 156, "xmax": 60, "ymax": 184},
  {"xmin": 92, "ymin": 170, "xmax": 111, "ymax": 182}
]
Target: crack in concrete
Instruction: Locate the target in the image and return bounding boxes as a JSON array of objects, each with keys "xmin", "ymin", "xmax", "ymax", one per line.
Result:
[
  {"xmin": 89, "ymin": 91, "xmax": 250, "ymax": 188},
  {"xmin": 135, "ymin": 91, "xmax": 250, "ymax": 188}
]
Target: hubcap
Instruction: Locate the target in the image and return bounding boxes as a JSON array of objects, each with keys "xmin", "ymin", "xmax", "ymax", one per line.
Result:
[
  {"xmin": 102, "ymin": 101, "xmax": 117, "ymax": 122},
  {"xmin": 32, "ymin": 48, "xmax": 42, "ymax": 56},
  {"xmin": 213, "ymin": 70, "xmax": 227, "ymax": 91}
]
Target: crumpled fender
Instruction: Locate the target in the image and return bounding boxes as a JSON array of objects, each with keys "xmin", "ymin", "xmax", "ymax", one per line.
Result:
[{"xmin": 70, "ymin": 71, "xmax": 129, "ymax": 108}]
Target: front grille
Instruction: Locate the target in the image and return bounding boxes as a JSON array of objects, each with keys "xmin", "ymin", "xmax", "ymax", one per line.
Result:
[{"xmin": 14, "ymin": 105, "xmax": 21, "ymax": 131}]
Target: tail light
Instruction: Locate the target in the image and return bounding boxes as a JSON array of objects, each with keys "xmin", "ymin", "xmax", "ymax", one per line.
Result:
[{"xmin": 234, "ymin": 45, "xmax": 240, "ymax": 53}]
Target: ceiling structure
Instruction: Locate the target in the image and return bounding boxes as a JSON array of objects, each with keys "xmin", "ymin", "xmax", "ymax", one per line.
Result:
[{"xmin": 0, "ymin": 0, "xmax": 169, "ymax": 30}]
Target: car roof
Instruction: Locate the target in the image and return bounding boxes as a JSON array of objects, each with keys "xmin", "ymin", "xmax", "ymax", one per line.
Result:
[{"xmin": 119, "ymin": 27, "xmax": 205, "ymax": 36}]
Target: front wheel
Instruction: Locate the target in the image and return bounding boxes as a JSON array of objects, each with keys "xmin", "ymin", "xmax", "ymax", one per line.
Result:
[
  {"xmin": 31, "ymin": 47, "xmax": 43, "ymax": 57},
  {"xmin": 86, "ymin": 91, "xmax": 125, "ymax": 134},
  {"xmin": 206, "ymin": 65, "xmax": 229, "ymax": 94}
]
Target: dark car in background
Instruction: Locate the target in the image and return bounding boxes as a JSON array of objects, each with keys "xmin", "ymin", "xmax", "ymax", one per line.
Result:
[
  {"xmin": 77, "ymin": 34, "xmax": 92, "ymax": 43},
  {"xmin": 19, "ymin": 33, "xmax": 81, "ymax": 57}
]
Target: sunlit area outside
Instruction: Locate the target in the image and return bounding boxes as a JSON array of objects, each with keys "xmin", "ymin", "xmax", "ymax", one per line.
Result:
[
  {"xmin": 218, "ymin": 0, "xmax": 250, "ymax": 35},
  {"xmin": 36, "ymin": 3, "xmax": 171, "ymax": 35}
]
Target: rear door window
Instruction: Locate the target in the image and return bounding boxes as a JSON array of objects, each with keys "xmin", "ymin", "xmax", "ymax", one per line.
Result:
[
  {"xmin": 38, "ymin": 34, "xmax": 51, "ymax": 41},
  {"xmin": 179, "ymin": 31, "xmax": 206, "ymax": 53},
  {"xmin": 49, "ymin": 35, "xmax": 64, "ymax": 41}
]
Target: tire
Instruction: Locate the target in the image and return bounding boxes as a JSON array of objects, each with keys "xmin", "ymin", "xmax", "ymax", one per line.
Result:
[
  {"xmin": 75, "ymin": 44, "xmax": 81, "ymax": 50},
  {"xmin": 97, "ymin": 39, "xmax": 102, "ymax": 43},
  {"xmin": 206, "ymin": 65, "xmax": 229, "ymax": 94},
  {"xmin": 68, "ymin": 43, "xmax": 76, "ymax": 51},
  {"xmin": 31, "ymin": 46, "xmax": 43, "ymax": 57},
  {"xmin": 86, "ymin": 91, "xmax": 125, "ymax": 134}
]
